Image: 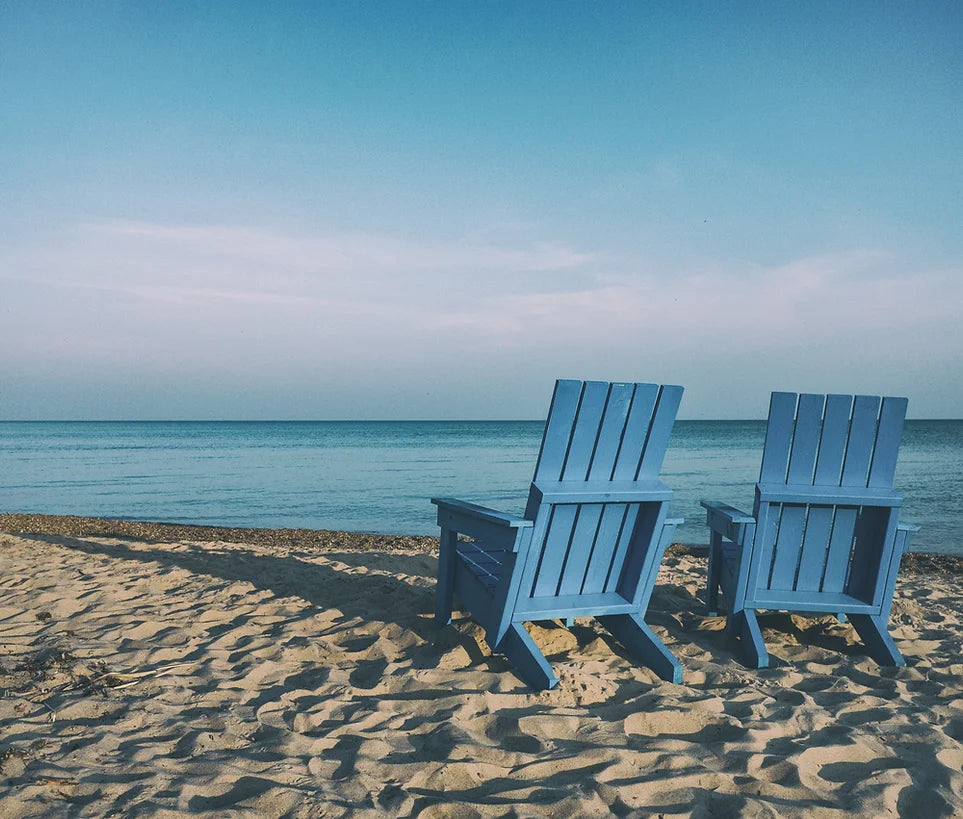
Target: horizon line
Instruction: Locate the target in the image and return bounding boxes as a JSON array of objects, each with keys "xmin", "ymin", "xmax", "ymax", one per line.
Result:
[{"xmin": 2, "ymin": 417, "xmax": 959, "ymax": 423}]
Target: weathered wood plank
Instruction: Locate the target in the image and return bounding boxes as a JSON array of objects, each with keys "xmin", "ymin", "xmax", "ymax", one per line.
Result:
[
  {"xmin": 848, "ymin": 507, "xmax": 893, "ymax": 604},
  {"xmin": 516, "ymin": 591, "xmax": 635, "ymax": 619},
  {"xmin": 604, "ymin": 503, "xmax": 641, "ymax": 592},
  {"xmin": 612, "ymin": 384, "xmax": 659, "ymax": 480},
  {"xmin": 598, "ymin": 612, "xmax": 682, "ymax": 683},
  {"xmin": 588, "ymin": 383, "xmax": 636, "ymax": 480},
  {"xmin": 498, "ymin": 623, "xmax": 560, "ymax": 690},
  {"xmin": 743, "ymin": 501, "xmax": 774, "ymax": 607},
  {"xmin": 841, "ymin": 395, "xmax": 881, "ymax": 487},
  {"xmin": 795, "ymin": 506, "xmax": 833, "ymax": 592},
  {"xmin": 787, "ymin": 393, "xmax": 824, "ymax": 485},
  {"xmin": 752, "ymin": 590, "xmax": 878, "ymax": 614},
  {"xmin": 435, "ymin": 528, "xmax": 458, "ymax": 624},
  {"xmin": 868, "ymin": 397, "xmax": 907, "ymax": 488},
  {"xmin": 561, "ymin": 381, "xmax": 610, "ymax": 481},
  {"xmin": 557, "ymin": 504, "xmax": 604, "ymax": 595},
  {"xmin": 532, "ymin": 379, "xmax": 583, "ymax": 483},
  {"xmin": 638, "ymin": 384, "xmax": 684, "ymax": 478},
  {"xmin": 532, "ymin": 479, "xmax": 672, "ymax": 504},
  {"xmin": 633, "ymin": 512, "xmax": 678, "ymax": 613},
  {"xmin": 821, "ymin": 506, "xmax": 858, "ymax": 593},
  {"xmin": 531, "ymin": 504, "xmax": 578, "ymax": 597},
  {"xmin": 756, "ymin": 484, "xmax": 901, "ymax": 506},
  {"xmin": 814, "ymin": 394, "xmax": 852, "ymax": 486},
  {"xmin": 759, "ymin": 392, "xmax": 797, "ymax": 483},
  {"xmin": 769, "ymin": 503, "xmax": 806, "ymax": 591},
  {"xmin": 580, "ymin": 504, "xmax": 629, "ymax": 594}
]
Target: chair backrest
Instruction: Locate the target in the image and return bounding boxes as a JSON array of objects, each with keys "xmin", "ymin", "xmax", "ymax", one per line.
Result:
[
  {"xmin": 751, "ymin": 392, "xmax": 907, "ymax": 603},
  {"xmin": 516, "ymin": 380, "xmax": 682, "ymax": 606}
]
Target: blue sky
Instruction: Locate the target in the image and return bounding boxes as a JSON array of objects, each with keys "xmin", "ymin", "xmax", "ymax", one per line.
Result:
[{"xmin": 2, "ymin": 1, "xmax": 961, "ymax": 419}]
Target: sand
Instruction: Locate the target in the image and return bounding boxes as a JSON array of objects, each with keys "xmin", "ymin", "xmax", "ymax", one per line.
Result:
[{"xmin": 1, "ymin": 517, "xmax": 961, "ymax": 818}]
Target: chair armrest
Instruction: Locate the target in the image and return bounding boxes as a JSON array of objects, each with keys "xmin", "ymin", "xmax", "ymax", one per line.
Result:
[
  {"xmin": 663, "ymin": 517, "xmax": 684, "ymax": 527},
  {"xmin": 897, "ymin": 521, "xmax": 921, "ymax": 533},
  {"xmin": 431, "ymin": 497, "xmax": 533, "ymax": 550},
  {"xmin": 701, "ymin": 500, "xmax": 755, "ymax": 542},
  {"xmin": 431, "ymin": 498, "xmax": 532, "ymax": 528},
  {"xmin": 700, "ymin": 500, "xmax": 754, "ymax": 523}
]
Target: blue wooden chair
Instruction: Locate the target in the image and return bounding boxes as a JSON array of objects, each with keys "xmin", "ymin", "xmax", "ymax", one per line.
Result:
[
  {"xmin": 432, "ymin": 379, "xmax": 684, "ymax": 690},
  {"xmin": 702, "ymin": 392, "xmax": 920, "ymax": 669}
]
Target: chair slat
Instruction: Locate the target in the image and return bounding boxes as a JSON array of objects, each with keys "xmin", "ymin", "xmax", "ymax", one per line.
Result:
[
  {"xmin": 841, "ymin": 395, "xmax": 881, "ymax": 487},
  {"xmin": 612, "ymin": 385, "xmax": 659, "ymax": 480},
  {"xmin": 787, "ymin": 394, "xmax": 824, "ymax": 484},
  {"xmin": 813, "ymin": 394, "xmax": 852, "ymax": 486},
  {"xmin": 580, "ymin": 504, "xmax": 630, "ymax": 594},
  {"xmin": 769, "ymin": 504, "xmax": 805, "ymax": 590},
  {"xmin": 531, "ymin": 505, "xmax": 578, "ymax": 597},
  {"xmin": 588, "ymin": 383, "xmax": 636, "ymax": 480},
  {"xmin": 638, "ymin": 385, "xmax": 684, "ymax": 478},
  {"xmin": 759, "ymin": 392, "xmax": 797, "ymax": 482},
  {"xmin": 868, "ymin": 397, "xmax": 907, "ymax": 488},
  {"xmin": 557, "ymin": 504, "xmax": 604, "ymax": 595},
  {"xmin": 561, "ymin": 381, "xmax": 610, "ymax": 480},
  {"xmin": 604, "ymin": 504, "xmax": 641, "ymax": 592},
  {"xmin": 795, "ymin": 506, "xmax": 833, "ymax": 592},
  {"xmin": 848, "ymin": 507, "xmax": 890, "ymax": 601},
  {"xmin": 533, "ymin": 380, "xmax": 583, "ymax": 482},
  {"xmin": 821, "ymin": 506, "xmax": 858, "ymax": 593}
]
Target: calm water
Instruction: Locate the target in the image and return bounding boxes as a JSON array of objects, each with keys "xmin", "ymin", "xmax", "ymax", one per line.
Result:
[{"xmin": 1, "ymin": 420, "xmax": 960, "ymax": 554}]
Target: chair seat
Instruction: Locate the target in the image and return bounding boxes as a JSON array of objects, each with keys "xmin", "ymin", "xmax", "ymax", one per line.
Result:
[{"xmin": 456, "ymin": 541, "xmax": 509, "ymax": 594}]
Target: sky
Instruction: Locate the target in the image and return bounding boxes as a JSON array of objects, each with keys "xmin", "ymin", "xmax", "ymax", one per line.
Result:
[{"xmin": 1, "ymin": 1, "xmax": 961, "ymax": 420}]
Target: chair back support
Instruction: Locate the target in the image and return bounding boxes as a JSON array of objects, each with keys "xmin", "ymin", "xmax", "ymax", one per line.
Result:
[
  {"xmin": 517, "ymin": 380, "xmax": 682, "ymax": 606},
  {"xmin": 752, "ymin": 392, "xmax": 906, "ymax": 604}
]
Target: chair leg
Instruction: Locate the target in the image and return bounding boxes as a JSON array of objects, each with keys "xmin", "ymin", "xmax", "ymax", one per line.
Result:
[
  {"xmin": 497, "ymin": 623, "xmax": 559, "ymax": 691},
  {"xmin": 729, "ymin": 609, "xmax": 769, "ymax": 669},
  {"xmin": 598, "ymin": 612, "xmax": 682, "ymax": 684},
  {"xmin": 849, "ymin": 613, "xmax": 905, "ymax": 667},
  {"xmin": 435, "ymin": 529, "xmax": 457, "ymax": 625},
  {"xmin": 706, "ymin": 532, "xmax": 722, "ymax": 616}
]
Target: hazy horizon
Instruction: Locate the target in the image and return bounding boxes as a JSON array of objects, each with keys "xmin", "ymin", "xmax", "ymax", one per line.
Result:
[{"xmin": 3, "ymin": 3, "xmax": 961, "ymax": 421}]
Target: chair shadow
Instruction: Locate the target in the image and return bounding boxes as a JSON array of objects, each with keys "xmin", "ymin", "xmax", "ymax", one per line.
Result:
[
  {"xmin": 35, "ymin": 533, "xmax": 875, "ymax": 681},
  {"xmin": 25, "ymin": 533, "xmax": 482, "ymax": 665}
]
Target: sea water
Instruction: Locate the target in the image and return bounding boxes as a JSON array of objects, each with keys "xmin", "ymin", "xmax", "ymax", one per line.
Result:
[{"xmin": 1, "ymin": 420, "xmax": 960, "ymax": 554}]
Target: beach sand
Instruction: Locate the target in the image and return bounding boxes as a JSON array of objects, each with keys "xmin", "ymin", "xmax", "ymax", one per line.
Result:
[{"xmin": 1, "ymin": 515, "xmax": 961, "ymax": 817}]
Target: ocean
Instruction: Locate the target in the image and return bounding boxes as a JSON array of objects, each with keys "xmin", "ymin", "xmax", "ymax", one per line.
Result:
[{"xmin": 1, "ymin": 420, "xmax": 960, "ymax": 554}]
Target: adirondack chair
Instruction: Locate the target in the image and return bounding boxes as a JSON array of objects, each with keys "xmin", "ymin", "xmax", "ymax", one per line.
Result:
[
  {"xmin": 702, "ymin": 392, "xmax": 920, "ymax": 669},
  {"xmin": 432, "ymin": 379, "xmax": 684, "ymax": 690}
]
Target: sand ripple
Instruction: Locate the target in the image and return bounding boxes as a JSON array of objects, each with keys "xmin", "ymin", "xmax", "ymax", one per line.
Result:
[{"xmin": 1, "ymin": 531, "xmax": 962, "ymax": 817}]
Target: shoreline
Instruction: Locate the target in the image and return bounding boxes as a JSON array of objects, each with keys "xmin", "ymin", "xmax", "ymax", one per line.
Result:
[{"xmin": 2, "ymin": 512, "xmax": 961, "ymax": 576}]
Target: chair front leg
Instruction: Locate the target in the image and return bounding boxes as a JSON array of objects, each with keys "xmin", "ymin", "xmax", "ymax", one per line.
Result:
[
  {"xmin": 435, "ymin": 528, "xmax": 458, "ymax": 625},
  {"xmin": 706, "ymin": 530, "xmax": 723, "ymax": 616}
]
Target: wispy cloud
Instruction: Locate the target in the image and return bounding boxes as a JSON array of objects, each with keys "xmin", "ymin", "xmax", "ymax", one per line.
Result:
[
  {"xmin": 0, "ymin": 220, "xmax": 599, "ymax": 313},
  {"xmin": 3, "ymin": 219, "xmax": 958, "ymax": 385},
  {"xmin": 436, "ymin": 249, "xmax": 963, "ymax": 354},
  {"xmin": 85, "ymin": 219, "xmax": 596, "ymax": 274}
]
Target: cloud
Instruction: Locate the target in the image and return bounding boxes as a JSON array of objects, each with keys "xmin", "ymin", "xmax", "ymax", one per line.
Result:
[
  {"xmin": 0, "ymin": 219, "xmax": 599, "ymax": 313},
  {"xmin": 2, "ymin": 219, "xmax": 958, "ymax": 376},
  {"xmin": 435, "ymin": 249, "xmax": 963, "ymax": 355},
  {"xmin": 85, "ymin": 219, "xmax": 596, "ymax": 274}
]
